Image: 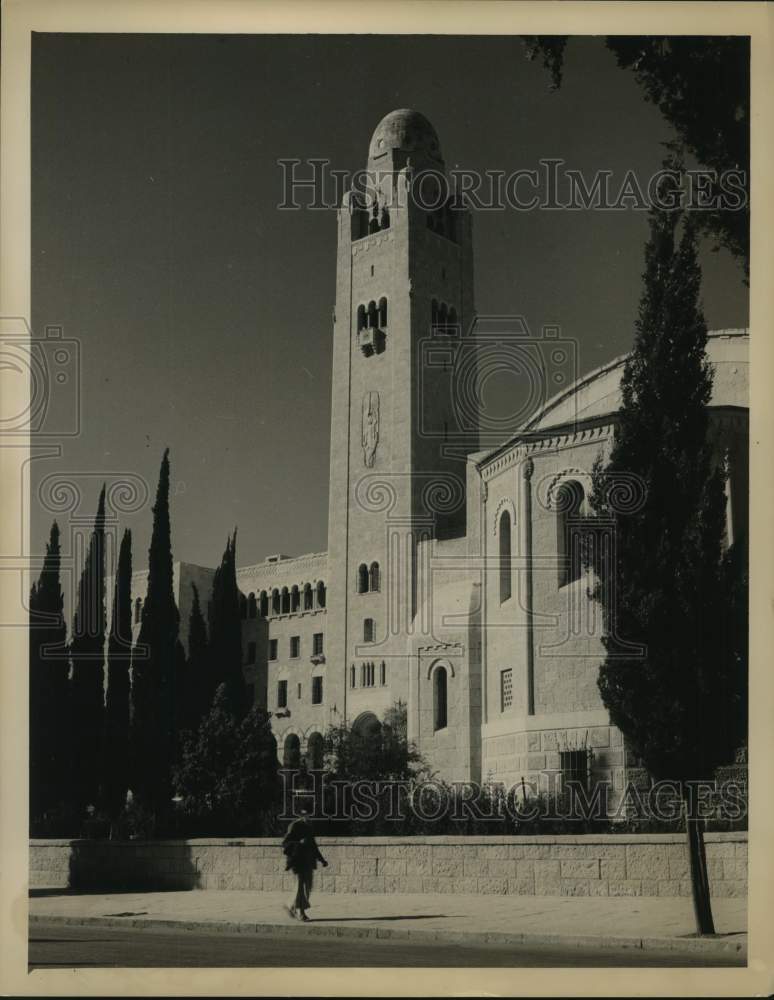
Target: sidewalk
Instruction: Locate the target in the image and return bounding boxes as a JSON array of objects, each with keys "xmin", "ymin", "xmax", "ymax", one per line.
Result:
[{"xmin": 29, "ymin": 888, "xmax": 747, "ymax": 958}]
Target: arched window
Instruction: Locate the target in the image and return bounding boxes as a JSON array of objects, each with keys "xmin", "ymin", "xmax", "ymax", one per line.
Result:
[
  {"xmin": 499, "ymin": 509, "xmax": 512, "ymax": 604},
  {"xmin": 357, "ymin": 304, "xmax": 367, "ymax": 331},
  {"xmin": 431, "ymin": 299, "xmax": 439, "ymax": 330},
  {"xmin": 433, "ymin": 666, "xmax": 448, "ymax": 731},
  {"xmin": 367, "ymin": 300, "xmax": 377, "ymax": 329},
  {"xmin": 316, "ymin": 581, "xmax": 326, "ymax": 608},
  {"xmin": 556, "ymin": 480, "xmax": 585, "ymax": 587},
  {"xmin": 350, "ymin": 663, "xmax": 356, "ymax": 688},
  {"xmin": 247, "ymin": 593, "xmax": 257, "ymax": 619},
  {"xmin": 380, "ymin": 661, "xmax": 387, "ymax": 686},
  {"xmin": 239, "ymin": 593, "xmax": 247, "ymax": 619},
  {"xmin": 303, "ymin": 583, "xmax": 313, "ymax": 610},
  {"xmin": 307, "ymin": 732, "xmax": 324, "ymax": 770},
  {"xmin": 448, "ymin": 307, "xmax": 458, "ymax": 333},
  {"xmin": 363, "ymin": 618, "xmax": 375, "ymax": 643},
  {"xmin": 281, "ymin": 587, "xmax": 290, "ymax": 614},
  {"xmin": 357, "ymin": 563, "xmax": 369, "ymax": 594},
  {"xmin": 378, "ymin": 297, "xmax": 388, "ymax": 327},
  {"xmin": 369, "ymin": 561, "xmax": 380, "ymax": 592},
  {"xmin": 134, "ymin": 597, "xmax": 142, "ymax": 624},
  {"xmin": 438, "ymin": 302, "xmax": 448, "ymax": 334},
  {"xmin": 379, "ymin": 205, "xmax": 390, "ymax": 230},
  {"xmin": 290, "ymin": 585, "xmax": 300, "ymax": 612},
  {"xmin": 271, "ymin": 588, "xmax": 280, "ymax": 615},
  {"xmin": 283, "ymin": 733, "xmax": 301, "ymax": 769},
  {"xmin": 259, "ymin": 591, "xmax": 268, "ymax": 617}
]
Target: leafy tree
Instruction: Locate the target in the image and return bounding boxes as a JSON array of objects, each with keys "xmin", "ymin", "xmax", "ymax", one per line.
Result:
[
  {"xmin": 585, "ymin": 197, "xmax": 746, "ymax": 934},
  {"xmin": 69, "ymin": 485, "xmax": 107, "ymax": 819},
  {"xmin": 103, "ymin": 528, "xmax": 132, "ymax": 831},
  {"xmin": 207, "ymin": 532, "xmax": 246, "ymax": 718},
  {"xmin": 29, "ymin": 521, "xmax": 70, "ymax": 826},
  {"xmin": 523, "ymin": 35, "xmax": 749, "ymax": 274},
  {"xmin": 173, "ymin": 683, "xmax": 279, "ymax": 834},
  {"xmin": 131, "ymin": 449, "xmax": 180, "ymax": 823},
  {"xmin": 323, "ymin": 701, "xmax": 426, "ymax": 783}
]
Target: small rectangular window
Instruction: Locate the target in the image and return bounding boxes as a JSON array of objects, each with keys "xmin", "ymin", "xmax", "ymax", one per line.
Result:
[
  {"xmin": 380, "ymin": 661, "xmax": 386, "ymax": 686},
  {"xmin": 246, "ymin": 641, "xmax": 257, "ymax": 665},
  {"xmin": 268, "ymin": 638, "xmax": 278, "ymax": 661},
  {"xmin": 313, "ymin": 633, "xmax": 324, "ymax": 655},
  {"xmin": 277, "ymin": 680, "xmax": 287, "ymax": 708},
  {"xmin": 500, "ymin": 668, "xmax": 513, "ymax": 712},
  {"xmin": 312, "ymin": 676, "xmax": 323, "ymax": 704},
  {"xmin": 297, "ymin": 682, "xmax": 302, "ymax": 700},
  {"xmin": 290, "ymin": 636, "xmax": 300, "ymax": 658}
]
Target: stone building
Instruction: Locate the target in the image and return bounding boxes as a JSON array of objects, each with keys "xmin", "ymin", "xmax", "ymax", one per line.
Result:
[{"xmin": 137, "ymin": 110, "xmax": 748, "ymax": 797}]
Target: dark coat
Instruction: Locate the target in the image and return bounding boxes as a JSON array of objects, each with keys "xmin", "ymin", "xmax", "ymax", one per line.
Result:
[{"xmin": 281, "ymin": 819, "xmax": 326, "ymax": 874}]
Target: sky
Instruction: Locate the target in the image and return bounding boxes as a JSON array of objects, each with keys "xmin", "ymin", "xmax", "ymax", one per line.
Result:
[{"xmin": 30, "ymin": 33, "xmax": 749, "ymax": 587}]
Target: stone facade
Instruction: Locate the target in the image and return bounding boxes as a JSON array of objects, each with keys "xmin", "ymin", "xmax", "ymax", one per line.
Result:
[{"xmin": 29, "ymin": 834, "xmax": 748, "ymax": 898}]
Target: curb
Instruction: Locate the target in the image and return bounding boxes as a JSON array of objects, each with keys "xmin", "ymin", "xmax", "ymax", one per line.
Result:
[{"xmin": 29, "ymin": 913, "xmax": 747, "ymax": 958}]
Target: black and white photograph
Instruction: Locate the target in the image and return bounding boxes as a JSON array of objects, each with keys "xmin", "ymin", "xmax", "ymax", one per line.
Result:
[{"xmin": 1, "ymin": 1, "xmax": 772, "ymax": 995}]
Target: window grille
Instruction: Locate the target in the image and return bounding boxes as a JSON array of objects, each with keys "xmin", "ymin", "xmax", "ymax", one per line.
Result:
[{"xmin": 500, "ymin": 668, "xmax": 513, "ymax": 711}]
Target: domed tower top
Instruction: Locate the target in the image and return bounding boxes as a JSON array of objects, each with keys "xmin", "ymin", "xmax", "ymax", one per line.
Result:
[{"xmin": 367, "ymin": 109, "xmax": 444, "ymax": 174}]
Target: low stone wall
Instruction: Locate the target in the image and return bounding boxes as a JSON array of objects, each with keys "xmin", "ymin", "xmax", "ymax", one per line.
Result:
[{"xmin": 30, "ymin": 833, "xmax": 747, "ymax": 898}]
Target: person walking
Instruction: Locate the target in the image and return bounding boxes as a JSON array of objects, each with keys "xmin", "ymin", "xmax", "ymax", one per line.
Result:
[{"xmin": 282, "ymin": 808, "xmax": 328, "ymax": 921}]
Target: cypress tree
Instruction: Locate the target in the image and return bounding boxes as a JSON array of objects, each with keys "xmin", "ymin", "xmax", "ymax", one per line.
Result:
[
  {"xmin": 29, "ymin": 521, "xmax": 70, "ymax": 827},
  {"xmin": 103, "ymin": 528, "xmax": 132, "ymax": 832},
  {"xmin": 69, "ymin": 486, "xmax": 108, "ymax": 820},
  {"xmin": 208, "ymin": 532, "xmax": 246, "ymax": 718},
  {"xmin": 131, "ymin": 449, "xmax": 180, "ymax": 822},
  {"xmin": 587, "ymin": 198, "xmax": 746, "ymax": 935},
  {"xmin": 185, "ymin": 582, "xmax": 210, "ymax": 730}
]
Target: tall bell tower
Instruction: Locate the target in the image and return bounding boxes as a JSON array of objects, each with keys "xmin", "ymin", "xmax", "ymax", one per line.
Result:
[{"xmin": 325, "ymin": 110, "xmax": 476, "ymax": 731}]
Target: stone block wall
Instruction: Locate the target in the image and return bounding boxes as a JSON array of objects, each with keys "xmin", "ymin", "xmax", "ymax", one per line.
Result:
[{"xmin": 30, "ymin": 833, "xmax": 747, "ymax": 898}]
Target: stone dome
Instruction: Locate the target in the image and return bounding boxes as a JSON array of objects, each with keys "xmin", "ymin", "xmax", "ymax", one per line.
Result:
[{"xmin": 367, "ymin": 109, "xmax": 443, "ymax": 168}]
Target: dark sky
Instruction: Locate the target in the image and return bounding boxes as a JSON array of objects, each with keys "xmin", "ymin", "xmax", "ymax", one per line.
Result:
[{"xmin": 31, "ymin": 33, "xmax": 748, "ymax": 581}]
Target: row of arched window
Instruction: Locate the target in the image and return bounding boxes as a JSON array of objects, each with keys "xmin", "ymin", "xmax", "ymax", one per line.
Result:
[
  {"xmin": 352, "ymin": 199, "xmax": 390, "ymax": 240},
  {"xmin": 496, "ymin": 478, "xmax": 588, "ymax": 605},
  {"xmin": 356, "ymin": 561, "xmax": 380, "ymax": 594},
  {"xmin": 239, "ymin": 581, "xmax": 327, "ymax": 619},
  {"xmin": 357, "ymin": 298, "xmax": 388, "ymax": 332},
  {"xmin": 350, "ymin": 660, "xmax": 387, "ymax": 688},
  {"xmin": 282, "ymin": 731, "xmax": 324, "ymax": 770},
  {"xmin": 431, "ymin": 299, "xmax": 458, "ymax": 334}
]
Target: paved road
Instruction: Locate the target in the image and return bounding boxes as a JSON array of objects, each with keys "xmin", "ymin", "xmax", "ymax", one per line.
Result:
[{"xmin": 29, "ymin": 922, "xmax": 744, "ymax": 968}]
